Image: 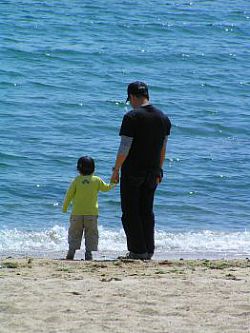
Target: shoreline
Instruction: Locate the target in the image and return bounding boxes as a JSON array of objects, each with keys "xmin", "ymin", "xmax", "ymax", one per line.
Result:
[
  {"xmin": 1, "ymin": 249, "xmax": 249, "ymax": 261},
  {"xmin": 1, "ymin": 227, "xmax": 249, "ymax": 261},
  {"xmin": 1, "ymin": 257, "xmax": 250, "ymax": 333}
]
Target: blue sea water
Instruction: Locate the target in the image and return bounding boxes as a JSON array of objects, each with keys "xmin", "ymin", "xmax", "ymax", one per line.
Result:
[{"xmin": 0, "ymin": 0, "xmax": 250, "ymax": 259}]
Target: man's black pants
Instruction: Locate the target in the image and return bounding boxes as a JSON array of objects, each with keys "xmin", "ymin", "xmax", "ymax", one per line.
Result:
[{"xmin": 120, "ymin": 172, "xmax": 157, "ymax": 254}]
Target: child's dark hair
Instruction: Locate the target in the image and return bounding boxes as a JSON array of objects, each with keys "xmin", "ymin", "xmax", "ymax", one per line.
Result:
[{"xmin": 77, "ymin": 156, "xmax": 95, "ymax": 175}]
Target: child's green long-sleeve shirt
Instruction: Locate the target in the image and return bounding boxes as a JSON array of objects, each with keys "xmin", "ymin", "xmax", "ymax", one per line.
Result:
[{"xmin": 62, "ymin": 175, "xmax": 114, "ymax": 216}]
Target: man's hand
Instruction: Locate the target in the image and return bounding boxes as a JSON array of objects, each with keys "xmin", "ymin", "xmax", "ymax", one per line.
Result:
[
  {"xmin": 156, "ymin": 168, "xmax": 164, "ymax": 184},
  {"xmin": 111, "ymin": 169, "xmax": 119, "ymax": 184},
  {"xmin": 156, "ymin": 176, "xmax": 162, "ymax": 185}
]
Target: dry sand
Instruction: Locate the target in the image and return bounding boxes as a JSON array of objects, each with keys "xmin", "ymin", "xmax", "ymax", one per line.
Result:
[{"xmin": 0, "ymin": 258, "xmax": 250, "ymax": 333}]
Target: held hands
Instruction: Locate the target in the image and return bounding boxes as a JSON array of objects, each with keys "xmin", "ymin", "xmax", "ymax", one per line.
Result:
[
  {"xmin": 156, "ymin": 176, "xmax": 162, "ymax": 185},
  {"xmin": 111, "ymin": 168, "xmax": 119, "ymax": 184},
  {"xmin": 156, "ymin": 168, "xmax": 164, "ymax": 184}
]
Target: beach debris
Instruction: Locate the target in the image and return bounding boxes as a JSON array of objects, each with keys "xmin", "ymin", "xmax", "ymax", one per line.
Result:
[
  {"xmin": 113, "ymin": 261, "xmax": 123, "ymax": 266},
  {"xmin": 159, "ymin": 260, "xmax": 172, "ymax": 266},
  {"xmin": 225, "ymin": 273, "xmax": 241, "ymax": 281},
  {"xmin": 68, "ymin": 291, "xmax": 82, "ymax": 296},
  {"xmin": 101, "ymin": 277, "xmax": 122, "ymax": 282}
]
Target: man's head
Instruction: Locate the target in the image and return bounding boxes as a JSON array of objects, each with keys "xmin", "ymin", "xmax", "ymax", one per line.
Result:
[{"xmin": 126, "ymin": 81, "xmax": 149, "ymax": 106}]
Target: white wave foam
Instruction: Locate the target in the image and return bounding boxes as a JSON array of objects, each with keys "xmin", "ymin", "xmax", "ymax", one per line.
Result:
[
  {"xmin": 0, "ymin": 225, "xmax": 68, "ymax": 252},
  {"xmin": 155, "ymin": 230, "xmax": 250, "ymax": 255},
  {"xmin": 0, "ymin": 226, "xmax": 249, "ymax": 258}
]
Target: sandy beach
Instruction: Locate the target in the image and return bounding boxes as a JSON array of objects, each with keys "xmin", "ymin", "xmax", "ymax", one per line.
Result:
[{"xmin": 0, "ymin": 258, "xmax": 249, "ymax": 333}]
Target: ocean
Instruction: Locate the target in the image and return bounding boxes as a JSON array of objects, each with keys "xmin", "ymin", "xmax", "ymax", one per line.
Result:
[{"xmin": 1, "ymin": 0, "xmax": 249, "ymax": 259}]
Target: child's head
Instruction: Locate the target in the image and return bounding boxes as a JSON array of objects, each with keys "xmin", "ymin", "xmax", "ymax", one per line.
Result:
[{"xmin": 77, "ymin": 156, "xmax": 95, "ymax": 175}]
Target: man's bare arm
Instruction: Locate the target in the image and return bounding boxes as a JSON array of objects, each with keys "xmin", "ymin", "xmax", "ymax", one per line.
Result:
[{"xmin": 111, "ymin": 136, "xmax": 133, "ymax": 183}]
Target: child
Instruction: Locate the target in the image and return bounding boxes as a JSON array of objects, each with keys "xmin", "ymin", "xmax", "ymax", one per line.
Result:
[{"xmin": 62, "ymin": 156, "xmax": 115, "ymax": 260}]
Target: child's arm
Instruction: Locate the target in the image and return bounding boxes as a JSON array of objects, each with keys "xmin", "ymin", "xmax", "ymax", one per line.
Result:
[
  {"xmin": 98, "ymin": 178, "xmax": 116, "ymax": 192},
  {"xmin": 62, "ymin": 180, "xmax": 76, "ymax": 213}
]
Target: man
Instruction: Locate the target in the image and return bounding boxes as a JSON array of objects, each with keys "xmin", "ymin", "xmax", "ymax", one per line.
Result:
[{"xmin": 111, "ymin": 81, "xmax": 171, "ymax": 260}]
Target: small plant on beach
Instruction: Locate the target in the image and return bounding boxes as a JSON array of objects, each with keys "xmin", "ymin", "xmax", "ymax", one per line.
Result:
[
  {"xmin": 2, "ymin": 262, "xmax": 19, "ymax": 269},
  {"xmin": 154, "ymin": 269, "xmax": 166, "ymax": 275},
  {"xmin": 169, "ymin": 268, "xmax": 185, "ymax": 274},
  {"xmin": 57, "ymin": 267, "xmax": 72, "ymax": 273},
  {"xmin": 202, "ymin": 260, "xmax": 229, "ymax": 270}
]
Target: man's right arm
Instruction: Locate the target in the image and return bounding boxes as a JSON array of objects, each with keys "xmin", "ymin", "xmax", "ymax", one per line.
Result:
[
  {"xmin": 160, "ymin": 136, "xmax": 168, "ymax": 168},
  {"xmin": 157, "ymin": 136, "xmax": 168, "ymax": 184}
]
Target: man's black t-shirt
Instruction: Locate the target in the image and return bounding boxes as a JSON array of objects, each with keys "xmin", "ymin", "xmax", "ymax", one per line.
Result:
[{"xmin": 119, "ymin": 104, "xmax": 171, "ymax": 176}]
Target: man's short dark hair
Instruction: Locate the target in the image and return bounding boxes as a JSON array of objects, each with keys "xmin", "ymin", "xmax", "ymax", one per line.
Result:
[{"xmin": 126, "ymin": 81, "xmax": 149, "ymax": 102}]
